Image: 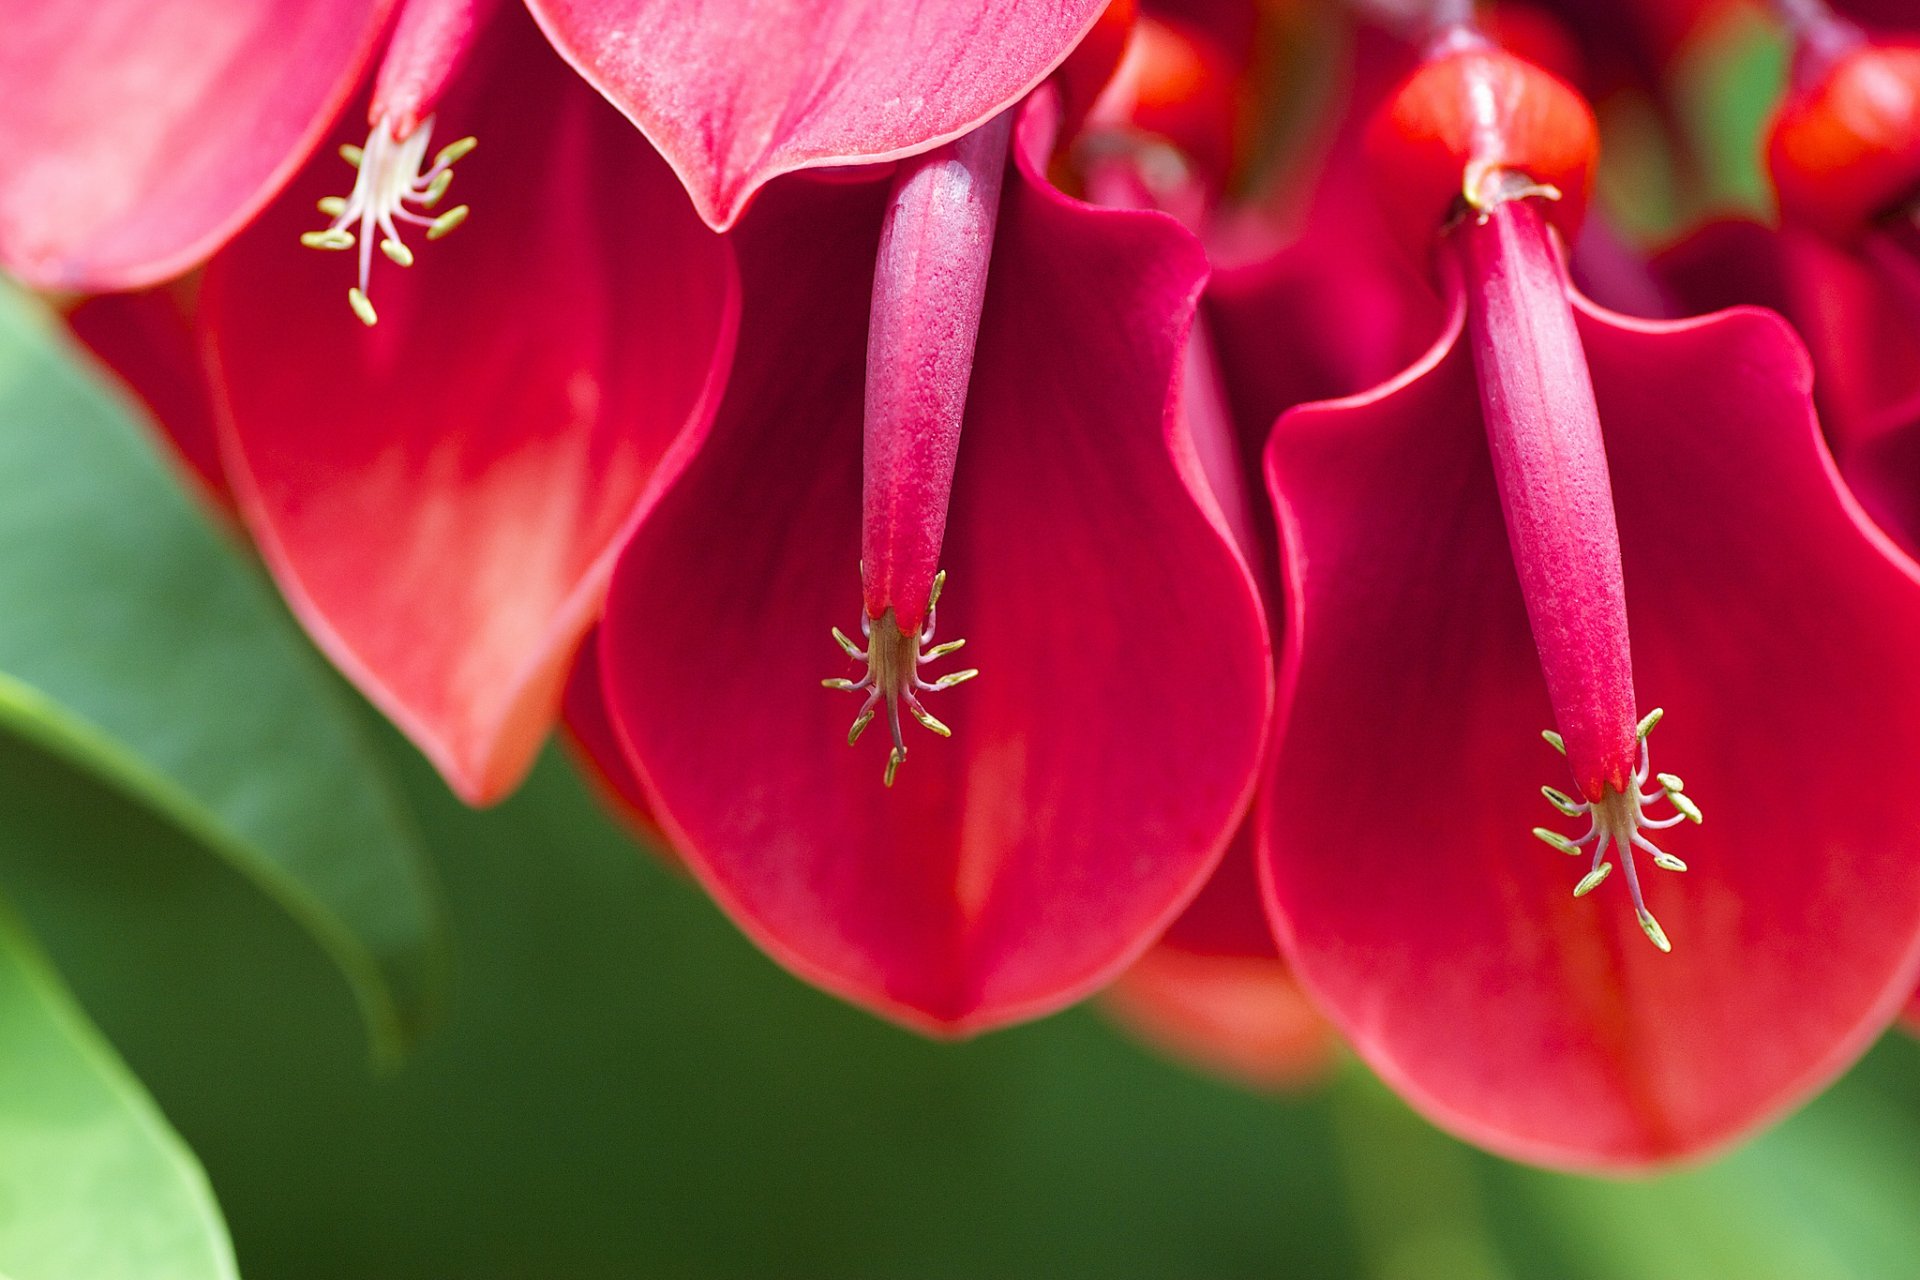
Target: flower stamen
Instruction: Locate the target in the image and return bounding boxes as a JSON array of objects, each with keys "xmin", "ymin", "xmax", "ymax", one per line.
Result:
[
  {"xmin": 822, "ymin": 569, "xmax": 979, "ymax": 787},
  {"xmin": 300, "ymin": 115, "xmax": 475, "ymax": 326},
  {"xmin": 1531, "ymin": 708, "xmax": 1700, "ymax": 952}
]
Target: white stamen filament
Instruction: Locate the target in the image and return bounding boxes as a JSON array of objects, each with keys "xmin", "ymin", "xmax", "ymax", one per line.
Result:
[
  {"xmin": 1532, "ymin": 711, "xmax": 1699, "ymax": 952},
  {"xmin": 300, "ymin": 114, "xmax": 475, "ymax": 325}
]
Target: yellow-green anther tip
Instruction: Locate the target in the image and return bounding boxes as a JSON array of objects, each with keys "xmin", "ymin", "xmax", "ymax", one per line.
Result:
[
  {"xmin": 347, "ymin": 287, "xmax": 377, "ymax": 327},
  {"xmin": 884, "ymin": 748, "xmax": 905, "ymax": 788},
  {"xmin": 1573, "ymin": 863, "xmax": 1611, "ymax": 897},
  {"xmin": 1674, "ymin": 793, "xmax": 1703, "ymax": 824},
  {"xmin": 339, "ymin": 143, "xmax": 364, "ymax": 166},
  {"xmin": 1636, "ymin": 707, "xmax": 1665, "ymax": 739},
  {"xmin": 434, "ymin": 136, "xmax": 478, "ymax": 167},
  {"xmin": 1541, "ymin": 729, "xmax": 1565, "ymax": 754},
  {"xmin": 380, "ymin": 238, "xmax": 415, "ymax": 267},
  {"xmin": 316, "ymin": 195, "xmax": 347, "ymax": 216},
  {"xmin": 1657, "ymin": 772, "xmax": 1685, "ymax": 793},
  {"xmin": 427, "ymin": 206, "xmax": 469, "ymax": 240},
  {"xmin": 1639, "ymin": 911, "xmax": 1672, "ymax": 953},
  {"xmin": 1652, "ymin": 852, "xmax": 1687, "ymax": 873}
]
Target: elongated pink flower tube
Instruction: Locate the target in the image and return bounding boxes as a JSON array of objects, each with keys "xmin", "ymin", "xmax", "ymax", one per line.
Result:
[{"xmin": 825, "ymin": 114, "xmax": 1013, "ymax": 786}]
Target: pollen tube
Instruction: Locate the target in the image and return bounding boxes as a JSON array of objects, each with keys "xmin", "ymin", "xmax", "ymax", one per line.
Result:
[
  {"xmin": 1451, "ymin": 194, "xmax": 1639, "ymax": 801},
  {"xmin": 860, "ymin": 110, "xmax": 1015, "ymax": 633}
]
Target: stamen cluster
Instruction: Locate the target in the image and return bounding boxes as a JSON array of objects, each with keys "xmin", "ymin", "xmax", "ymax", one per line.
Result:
[
  {"xmin": 300, "ymin": 115, "xmax": 476, "ymax": 325},
  {"xmin": 823, "ymin": 570, "xmax": 979, "ymax": 787},
  {"xmin": 1532, "ymin": 710, "xmax": 1703, "ymax": 951}
]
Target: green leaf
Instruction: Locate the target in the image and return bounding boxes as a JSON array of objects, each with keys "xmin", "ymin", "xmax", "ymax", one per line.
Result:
[
  {"xmin": 0, "ymin": 288, "xmax": 444, "ymax": 1059},
  {"xmin": 0, "ymin": 896, "xmax": 237, "ymax": 1280}
]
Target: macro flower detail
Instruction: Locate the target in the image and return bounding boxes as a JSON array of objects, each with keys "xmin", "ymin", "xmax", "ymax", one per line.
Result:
[
  {"xmin": 1256, "ymin": 20, "xmax": 1920, "ymax": 1167},
  {"xmin": 300, "ymin": 0, "xmax": 493, "ymax": 324},
  {"xmin": 198, "ymin": 7, "xmax": 741, "ymax": 804},
  {"xmin": 821, "ymin": 113, "xmax": 1012, "ymax": 785},
  {"xmin": 596, "ymin": 84, "xmax": 1271, "ymax": 1033}
]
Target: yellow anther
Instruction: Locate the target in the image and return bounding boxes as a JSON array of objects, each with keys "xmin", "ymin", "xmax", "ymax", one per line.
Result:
[
  {"xmin": 427, "ymin": 206, "xmax": 470, "ymax": 240},
  {"xmin": 347, "ymin": 287, "xmax": 378, "ymax": 327},
  {"xmin": 380, "ymin": 238, "xmax": 415, "ymax": 267}
]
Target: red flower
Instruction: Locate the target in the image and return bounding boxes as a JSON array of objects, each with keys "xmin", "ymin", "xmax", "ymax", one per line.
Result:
[
  {"xmin": 591, "ymin": 82, "xmax": 1271, "ymax": 1033},
  {"xmin": 1251, "ymin": 23, "xmax": 1920, "ymax": 1167},
  {"xmin": 42, "ymin": 0, "xmax": 1117, "ymax": 804}
]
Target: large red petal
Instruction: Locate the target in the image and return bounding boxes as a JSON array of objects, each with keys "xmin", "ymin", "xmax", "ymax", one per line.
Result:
[
  {"xmin": 201, "ymin": 17, "xmax": 740, "ymax": 805},
  {"xmin": 0, "ymin": 0, "xmax": 393, "ymax": 290},
  {"xmin": 599, "ymin": 112, "xmax": 1271, "ymax": 1034},
  {"xmin": 1262, "ymin": 293, "xmax": 1920, "ymax": 1168},
  {"xmin": 523, "ymin": 0, "xmax": 1109, "ymax": 230}
]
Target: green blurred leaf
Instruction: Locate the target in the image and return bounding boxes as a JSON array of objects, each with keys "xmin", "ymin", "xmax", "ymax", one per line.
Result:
[
  {"xmin": 0, "ymin": 895, "xmax": 236, "ymax": 1280},
  {"xmin": 0, "ymin": 287, "xmax": 443, "ymax": 1059}
]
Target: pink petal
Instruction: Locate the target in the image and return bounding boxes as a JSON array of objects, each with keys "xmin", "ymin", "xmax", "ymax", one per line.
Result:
[
  {"xmin": 1262, "ymin": 291, "xmax": 1920, "ymax": 1168},
  {"xmin": 522, "ymin": 0, "xmax": 1110, "ymax": 230},
  {"xmin": 598, "ymin": 108, "xmax": 1271, "ymax": 1033},
  {"xmin": 201, "ymin": 15, "xmax": 741, "ymax": 805},
  {"xmin": 0, "ymin": 0, "xmax": 394, "ymax": 289},
  {"xmin": 1101, "ymin": 946, "xmax": 1337, "ymax": 1091},
  {"xmin": 64, "ymin": 283, "xmax": 231, "ymax": 512}
]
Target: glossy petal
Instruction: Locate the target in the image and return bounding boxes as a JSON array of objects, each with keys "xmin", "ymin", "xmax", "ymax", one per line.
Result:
[
  {"xmin": 0, "ymin": 0, "xmax": 393, "ymax": 290},
  {"xmin": 1262, "ymin": 293, "xmax": 1920, "ymax": 1168},
  {"xmin": 523, "ymin": 0, "xmax": 1109, "ymax": 229},
  {"xmin": 64, "ymin": 283, "xmax": 231, "ymax": 511},
  {"xmin": 600, "ymin": 108, "xmax": 1271, "ymax": 1033},
  {"xmin": 202, "ymin": 17, "xmax": 740, "ymax": 805},
  {"xmin": 1102, "ymin": 946, "xmax": 1336, "ymax": 1091}
]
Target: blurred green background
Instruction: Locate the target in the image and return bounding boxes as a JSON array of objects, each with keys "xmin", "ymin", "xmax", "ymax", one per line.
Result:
[{"xmin": 0, "ymin": 279, "xmax": 1918, "ymax": 1280}]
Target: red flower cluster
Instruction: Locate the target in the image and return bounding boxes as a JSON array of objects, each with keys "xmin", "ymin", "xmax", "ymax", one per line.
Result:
[{"xmin": 14, "ymin": 0, "xmax": 1920, "ymax": 1170}]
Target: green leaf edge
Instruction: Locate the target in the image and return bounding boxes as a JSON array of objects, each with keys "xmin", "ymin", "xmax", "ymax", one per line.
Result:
[
  {"xmin": 0, "ymin": 891, "xmax": 239, "ymax": 1280},
  {"xmin": 0, "ymin": 665, "xmax": 420, "ymax": 1066}
]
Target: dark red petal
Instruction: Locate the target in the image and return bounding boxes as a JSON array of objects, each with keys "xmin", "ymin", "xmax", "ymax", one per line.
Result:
[
  {"xmin": 560, "ymin": 627, "xmax": 660, "ymax": 847},
  {"xmin": 64, "ymin": 283, "xmax": 231, "ymax": 512},
  {"xmin": 0, "ymin": 0, "xmax": 393, "ymax": 289},
  {"xmin": 1101, "ymin": 946, "xmax": 1336, "ymax": 1091},
  {"xmin": 1262, "ymin": 293, "xmax": 1920, "ymax": 1168},
  {"xmin": 599, "ymin": 109, "xmax": 1271, "ymax": 1034},
  {"xmin": 1656, "ymin": 220, "xmax": 1920, "ymax": 460},
  {"xmin": 522, "ymin": 0, "xmax": 1109, "ymax": 229},
  {"xmin": 202, "ymin": 17, "xmax": 740, "ymax": 805}
]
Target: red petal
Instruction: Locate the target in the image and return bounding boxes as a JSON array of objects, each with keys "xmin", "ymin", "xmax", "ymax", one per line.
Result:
[
  {"xmin": 1262, "ymin": 294, "xmax": 1920, "ymax": 1168},
  {"xmin": 1102, "ymin": 946, "xmax": 1336, "ymax": 1091},
  {"xmin": 64, "ymin": 283, "xmax": 231, "ymax": 513},
  {"xmin": 0, "ymin": 0, "xmax": 393, "ymax": 289},
  {"xmin": 1656, "ymin": 220, "xmax": 1920, "ymax": 458},
  {"xmin": 560, "ymin": 627, "xmax": 661, "ymax": 847},
  {"xmin": 201, "ymin": 17, "xmax": 740, "ymax": 805},
  {"xmin": 599, "ymin": 109, "xmax": 1271, "ymax": 1033},
  {"xmin": 523, "ymin": 0, "xmax": 1109, "ymax": 230}
]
